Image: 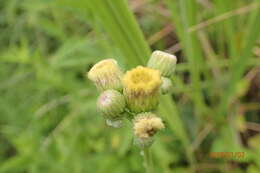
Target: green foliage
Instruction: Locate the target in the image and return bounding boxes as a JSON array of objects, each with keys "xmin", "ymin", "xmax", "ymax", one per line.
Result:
[{"xmin": 0, "ymin": 0, "xmax": 259, "ymax": 172}]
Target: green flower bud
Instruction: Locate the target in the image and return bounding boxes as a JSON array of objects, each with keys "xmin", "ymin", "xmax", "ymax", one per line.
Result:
[
  {"xmin": 106, "ymin": 119, "xmax": 123, "ymax": 128},
  {"xmin": 133, "ymin": 112, "xmax": 165, "ymax": 148},
  {"xmin": 122, "ymin": 66, "xmax": 162, "ymax": 113},
  {"xmin": 97, "ymin": 89, "xmax": 126, "ymax": 123},
  {"xmin": 147, "ymin": 50, "xmax": 177, "ymax": 77},
  {"xmin": 161, "ymin": 77, "xmax": 173, "ymax": 94},
  {"xmin": 87, "ymin": 59, "xmax": 123, "ymax": 91}
]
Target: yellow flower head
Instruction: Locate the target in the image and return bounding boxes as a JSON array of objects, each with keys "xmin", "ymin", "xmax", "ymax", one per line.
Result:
[
  {"xmin": 123, "ymin": 66, "xmax": 162, "ymax": 94},
  {"xmin": 122, "ymin": 66, "xmax": 162, "ymax": 113},
  {"xmin": 133, "ymin": 112, "xmax": 165, "ymax": 139},
  {"xmin": 87, "ymin": 59, "xmax": 123, "ymax": 91}
]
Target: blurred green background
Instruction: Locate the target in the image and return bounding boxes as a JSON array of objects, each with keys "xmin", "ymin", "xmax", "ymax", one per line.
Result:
[{"xmin": 0, "ymin": 0, "xmax": 260, "ymax": 172}]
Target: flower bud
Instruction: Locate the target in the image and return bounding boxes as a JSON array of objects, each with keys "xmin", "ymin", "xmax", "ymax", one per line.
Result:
[
  {"xmin": 106, "ymin": 119, "xmax": 123, "ymax": 128},
  {"xmin": 97, "ymin": 89, "xmax": 126, "ymax": 121},
  {"xmin": 87, "ymin": 59, "xmax": 123, "ymax": 91},
  {"xmin": 133, "ymin": 112, "xmax": 165, "ymax": 148},
  {"xmin": 147, "ymin": 50, "xmax": 177, "ymax": 77},
  {"xmin": 122, "ymin": 66, "xmax": 162, "ymax": 113},
  {"xmin": 161, "ymin": 77, "xmax": 173, "ymax": 94}
]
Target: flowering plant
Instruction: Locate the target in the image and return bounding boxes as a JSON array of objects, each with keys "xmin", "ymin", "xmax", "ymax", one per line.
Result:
[{"xmin": 87, "ymin": 50, "xmax": 177, "ymax": 172}]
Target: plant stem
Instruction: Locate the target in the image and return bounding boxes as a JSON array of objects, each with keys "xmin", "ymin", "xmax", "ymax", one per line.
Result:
[{"xmin": 143, "ymin": 147, "xmax": 153, "ymax": 173}]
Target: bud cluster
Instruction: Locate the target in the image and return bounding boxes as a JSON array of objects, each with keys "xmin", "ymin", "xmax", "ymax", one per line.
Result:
[{"xmin": 87, "ymin": 50, "xmax": 177, "ymax": 147}]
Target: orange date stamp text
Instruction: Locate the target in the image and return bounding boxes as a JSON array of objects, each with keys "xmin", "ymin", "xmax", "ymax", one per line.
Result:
[{"xmin": 209, "ymin": 152, "xmax": 245, "ymax": 159}]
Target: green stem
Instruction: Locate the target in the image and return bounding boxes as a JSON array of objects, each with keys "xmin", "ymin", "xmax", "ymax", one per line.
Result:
[
  {"xmin": 143, "ymin": 147, "xmax": 153, "ymax": 173},
  {"xmin": 159, "ymin": 96, "xmax": 196, "ymax": 171}
]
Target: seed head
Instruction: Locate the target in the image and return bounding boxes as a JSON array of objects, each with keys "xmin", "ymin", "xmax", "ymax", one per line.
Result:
[{"xmin": 133, "ymin": 112, "xmax": 165, "ymax": 139}]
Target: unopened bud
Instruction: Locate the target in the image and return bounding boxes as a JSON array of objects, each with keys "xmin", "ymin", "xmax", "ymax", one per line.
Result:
[
  {"xmin": 161, "ymin": 77, "xmax": 173, "ymax": 94},
  {"xmin": 87, "ymin": 59, "xmax": 123, "ymax": 91},
  {"xmin": 147, "ymin": 50, "xmax": 177, "ymax": 77},
  {"xmin": 97, "ymin": 89, "xmax": 126, "ymax": 125},
  {"xmin": 122, "ymin": 66, "xmax": 162, "ymax": 113}
]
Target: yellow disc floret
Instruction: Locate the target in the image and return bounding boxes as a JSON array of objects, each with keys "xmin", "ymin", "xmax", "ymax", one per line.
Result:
[
  {"xmin": 122, "ymin": 66, "xmax": 162, "ymax": 113},
  {"xmin": 87, "ymin": 59, "xmax": 123, "ymax": 91},
  {"xmin": 123, "ymin": 66, "xmax": 162, "ymax": 94}
]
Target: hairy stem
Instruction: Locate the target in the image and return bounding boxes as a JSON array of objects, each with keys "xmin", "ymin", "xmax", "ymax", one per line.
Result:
[{"xmin": 143, "ymin": 147, "xmax": 153, "ymax": 173}]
